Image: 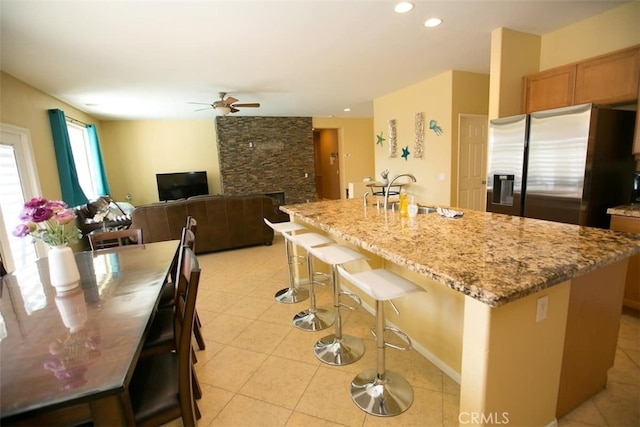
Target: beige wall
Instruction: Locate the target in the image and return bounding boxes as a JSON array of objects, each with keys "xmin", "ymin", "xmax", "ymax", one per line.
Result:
[
  {"xmin": 489, "ymin": 28, "xmax": 540, "ymax": 119},
  {"xmin": 373, "ymin": 70, "xmax": 489, "ymax": 207},
  {"xmin": 540, "ymin": 1, "xmax": 640, "ymax": 70},
  {"xmin": 100, "ymin": 120, "xmax": 220, "ymax": 206},
  {"xmin": 0, "ymin": 72, "xmax": 101, "ymax": 201},
  {"xmin": 450, "ymin": 71, "xmax": 491, "ymax": 204},
  {"xmin": 312, "ymin": 117, "xmax": 374, "ymax": 199}
]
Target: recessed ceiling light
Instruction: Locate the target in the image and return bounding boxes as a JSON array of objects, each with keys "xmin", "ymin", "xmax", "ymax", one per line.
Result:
[
  {"xmin": 344, "ymin": 108, "xmax": 351, "ymax": 112},
  {"xmin": 424, "ymin": 17, "xmax": 443, "ymax": 28},
  {"xmin": 394, "ymin": 2, "xmax": 414, "ymax": 14}
]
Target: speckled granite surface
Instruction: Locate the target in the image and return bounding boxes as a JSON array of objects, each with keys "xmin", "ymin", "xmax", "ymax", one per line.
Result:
[
  {"xmin": 282, "ymin": 199, "xmax": 640, "ymax": 307},
  {"xmin": 607, "ymin": 204, "xmax": 640, "ymax": 218}
]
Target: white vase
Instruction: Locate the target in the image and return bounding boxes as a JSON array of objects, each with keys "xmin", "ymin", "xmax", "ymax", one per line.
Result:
[{"xmin": 48, "ymin": 245, "xmax": 80, "ymax": 292}]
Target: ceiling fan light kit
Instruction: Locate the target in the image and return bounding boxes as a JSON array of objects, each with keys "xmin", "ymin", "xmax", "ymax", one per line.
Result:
[
  {"xmin": 217, "ymin": 106, "xmax": 232, "ymax": 116},
  {"xmin": 191, "ymin": 91, "xmax": 260, "ymax": 116}
]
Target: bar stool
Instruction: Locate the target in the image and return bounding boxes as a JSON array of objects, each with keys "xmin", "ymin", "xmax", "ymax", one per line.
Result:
[
  {"xmin": 307, "ymin": 244, "xmax": 367, "ymax": 366},
  {"xmin": 264, "ymin": 218, "xmax": 309, "ymax": 304},
  {"xmin": 282, "ymin": 232, "xmax": 336, "ymax": 331},
  {"xmin": 337, "ymin": 266, "xmax": 423, "ymax": 417}
]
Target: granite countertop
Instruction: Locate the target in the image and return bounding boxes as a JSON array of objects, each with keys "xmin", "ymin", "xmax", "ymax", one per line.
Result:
[
  {"xmin": 281, "ymin": 199, "xmax": 640, "ymax": 307},
  {"xmin": 607, "ymin": 204, "xmax": 640, "ymax": 218}
]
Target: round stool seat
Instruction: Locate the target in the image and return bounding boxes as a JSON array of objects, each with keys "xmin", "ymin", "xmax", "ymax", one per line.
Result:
[
  {"xmin": 284, "ymin": 232, "xmax": 336, "ymax": 331},
  {"xmin": 337, "ymin": 266, "xmax": 423, "ymax": 417},
  {"xmin": 307, "ymin": 244, "xmax": 367, "ymax": 366}
]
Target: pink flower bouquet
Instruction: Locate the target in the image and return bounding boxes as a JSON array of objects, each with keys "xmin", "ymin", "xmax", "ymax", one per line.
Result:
[{"xmin": 13, "ymin": 197, "xmax": 82, "ymax": 246}]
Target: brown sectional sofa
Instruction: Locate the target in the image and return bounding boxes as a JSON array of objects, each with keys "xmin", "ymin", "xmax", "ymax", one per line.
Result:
[{"xmin": 131, "ymin": 194, "xmax": 279, "ymax": 254}]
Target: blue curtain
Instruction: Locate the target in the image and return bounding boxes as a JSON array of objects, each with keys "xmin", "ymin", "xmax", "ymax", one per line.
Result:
[
  {"xmin": 86, "ymin": 124, "xmax": 111, "ymax": 196},
  {"xmin": 47, "ymin": 109, "xmax": 89, "ymax": 207}
]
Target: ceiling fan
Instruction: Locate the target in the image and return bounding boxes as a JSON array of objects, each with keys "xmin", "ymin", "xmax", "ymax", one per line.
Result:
[{"xmin": 190, "ymin": 92, "xmax": 260, "ymax": 115}]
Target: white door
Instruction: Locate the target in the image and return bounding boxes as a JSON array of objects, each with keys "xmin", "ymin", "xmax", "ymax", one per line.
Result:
[
  {"xmin": 0, "ymin": 124, "xmax": 44, "ymax": 272},
  {"xmin": 458, "ymin": 115, "xmax": 488, "ymax": 211}
]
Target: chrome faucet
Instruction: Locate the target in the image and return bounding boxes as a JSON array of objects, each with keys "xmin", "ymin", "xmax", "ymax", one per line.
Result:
[{"xmin": 384, "ymin": 173, "xmax": 417, "ymax": 211}]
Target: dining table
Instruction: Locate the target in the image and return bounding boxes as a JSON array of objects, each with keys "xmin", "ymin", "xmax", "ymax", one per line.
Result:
[{"xmin": 0, "ymin": 240, "xmax": 179, "ymax": 426}]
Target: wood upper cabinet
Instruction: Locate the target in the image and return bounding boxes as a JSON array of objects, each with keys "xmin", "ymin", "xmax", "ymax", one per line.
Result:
[
  {"xmin": 574, "ymin": 46, "xmax": 640, "ymax": 105},
  {"xmin": 523, "ymin": 65, "xmax": 576, "ymax": 114}
]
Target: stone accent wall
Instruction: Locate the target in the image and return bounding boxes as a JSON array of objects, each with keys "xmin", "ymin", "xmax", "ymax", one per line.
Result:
[{"xmin": 215, "ymin": 116, "xmax": 316, "ymax": 204}]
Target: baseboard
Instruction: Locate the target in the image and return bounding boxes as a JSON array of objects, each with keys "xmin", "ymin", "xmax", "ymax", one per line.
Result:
[{"xmin": 357, "ymin": 299, "xmax": 461, "ymax": 385}]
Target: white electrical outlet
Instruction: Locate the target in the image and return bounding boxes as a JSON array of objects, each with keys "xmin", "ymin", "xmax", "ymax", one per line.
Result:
[
  {"xmin": 438, "ymin": 172, "xmax": 445, "ymax": 181},
  {"xmin": 536, "ymin": 295, "xmax": 549, "ymax": 322}
]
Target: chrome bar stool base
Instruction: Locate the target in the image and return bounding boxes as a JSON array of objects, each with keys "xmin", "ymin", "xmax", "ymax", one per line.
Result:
[
  {"xmin": 313, "ymin": 334, "xmax": 365, "ymax": 366},
  {"xmin": 350, "ymin": 370, "xmax": 413, "ymax": 417},
  {"xmin": 293, "ymin": 307, "xmax": 335, "ymax": 331},
  {"xmin": 274, "ymin": 286, "xmax": 309, "ymax": 304}
]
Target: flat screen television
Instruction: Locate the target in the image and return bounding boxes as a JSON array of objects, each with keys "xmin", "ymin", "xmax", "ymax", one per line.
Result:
[{"xmin": 156, "ymin": 171, "xmax": 209, "ymax": 201}]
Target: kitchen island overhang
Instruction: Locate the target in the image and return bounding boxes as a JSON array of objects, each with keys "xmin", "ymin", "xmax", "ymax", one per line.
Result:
[{"xmin": 281, "ymin": 199, "xmax": 639, "ymax": 426}]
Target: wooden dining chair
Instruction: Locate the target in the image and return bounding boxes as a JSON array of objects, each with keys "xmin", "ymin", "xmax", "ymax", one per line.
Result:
[
  {"xmin": 124, "ymin": 245, "xmax": 201, "ymax": 426},
  {"xmin": 89, "ymin": 228, "xmax": 143, "ymax": 251},
  {"xmin": 156, "ymin": 217, "xmax": 205, "ymax": 351}
]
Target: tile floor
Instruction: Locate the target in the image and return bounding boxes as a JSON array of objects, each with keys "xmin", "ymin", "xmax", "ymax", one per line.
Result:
[{"xmin": 169, "ymin": 236, "xmax": 639, "ymax": 427}]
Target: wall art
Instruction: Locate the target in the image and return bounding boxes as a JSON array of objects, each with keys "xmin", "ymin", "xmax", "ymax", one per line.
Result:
[
  {"xmin": 401, "ymin": 146, "xmax": 410, "ymax": 161},
  {"xmin": 388, "ymin": 119, "xmax": 397, "ymax": 158},
  {"xmin": 429, "ymin": 119, "xmax": 444, "ymax": 136},
  {"xmin": 414, "ymin": 112, "xmax": 424, "ymax": 158},
  {"xmin": 376, "ymin": 131, "xmax": 385, "ymax": 146}
]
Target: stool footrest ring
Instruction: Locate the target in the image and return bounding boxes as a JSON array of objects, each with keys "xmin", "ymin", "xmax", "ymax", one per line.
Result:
[
  {"xmin": 370, "ymin": 326, "xmax": 413, "ymax": 351},
  {"xmin": 339, "ymin": 291, "xmax": 362, "ymax": 311}
]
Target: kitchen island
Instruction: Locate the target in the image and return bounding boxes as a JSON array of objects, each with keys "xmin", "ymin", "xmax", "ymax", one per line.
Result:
[{"xmin": 281, "ymin": 199, "xmax": 640, "ymax": 426}]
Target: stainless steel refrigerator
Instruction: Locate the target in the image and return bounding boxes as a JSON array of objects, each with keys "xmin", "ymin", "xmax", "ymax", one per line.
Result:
[{"xmin": 486, "ymin": 103, "xmax": 636, "ymax": 228}]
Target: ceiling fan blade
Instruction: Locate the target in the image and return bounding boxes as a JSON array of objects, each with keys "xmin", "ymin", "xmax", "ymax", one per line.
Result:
[
  {"xmin": 188, "ymin": 102, "xmax": 213, "ymax": 106},
  {"xmin": 232, "ymin": 103, "xmax": 260, "ymax": 108},
  {"xmin": 225, "ymin": 96, "xmax": 239, "ymax": 105},
  {"xmin": 194, "ymin": 107, "xmax": 212, "ymax": 112}
]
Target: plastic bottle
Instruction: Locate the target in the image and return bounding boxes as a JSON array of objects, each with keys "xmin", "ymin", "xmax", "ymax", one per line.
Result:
[
  {"xmin": 408, "ymin": 195, "xmax": 418, "ymax": 218},
  {"xmin": 399, "ymin": 189, "xmax": 408, "ymax": 217}
]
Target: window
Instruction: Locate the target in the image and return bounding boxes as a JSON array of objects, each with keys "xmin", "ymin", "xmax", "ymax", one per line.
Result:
[
  {"xmin": 66, "ymin": 121, "xmax": 99, "ymax": 200},
  {"xmin": 0, "ymin": 123, "xmax": 43, "ymax": 271}
]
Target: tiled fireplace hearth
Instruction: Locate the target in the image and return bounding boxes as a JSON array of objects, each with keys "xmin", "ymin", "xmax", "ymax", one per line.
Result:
[{"xmin": 215, "ymin": 116, "xmax": 316, "ymax": 205}]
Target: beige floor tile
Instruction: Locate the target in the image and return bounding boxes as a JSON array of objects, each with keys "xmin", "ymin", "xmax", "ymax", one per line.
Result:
[
  {"xmin": 285, "ymin": 411, "xmax": 345, "ymax": 427},
  {"xmin": 295, "ymin": 366, "xmax": 367, "ymax": 427},
  {"xmin": 210, "ymin": 394, "xmax": 292, "ymax": 427},
  {"xmin": 197, "ymin": 345, "xmax": 268, "ymax": 393},
  {"xmin": 443, "ymin": 374, "xmax": 460, "ymax": 396},
  {"xmin": 592, "ymin": 381, "xmax": 640, "ymax": 427},
  {"xmin": 257, "ymin": 298, "xmax": 308, "ymax": 326},
  {"xmin": 560, "ymin": 399, "xmax": 608, "ymax": 426},
  {"xmin": 443, "ymin": 391, "xmax": 461, "ymax": 427},
  {"xmin": 224, "ymin": 295, "xmax": 275, "ymax": 320},
  {"xmin": 203, "ymin": 312, "xmax": 253, "ymax": 345},
  {"xmin": 194, "ymin": 339, "xmax": 226, "ymax": 369},
  {"xmin": 198, "ymin": 291, "xmax": 246, "ymax": 314},
  {"xmin": 194, "ymin": 383, "xmax": 235, "ymax": 427},
  {"xmin": 239, "ymin": 355, "xmax": 319, "ymax": 409},
  {"xmin": 232, "ymin": 319, "xmax": 292, "ymax": 354},
  {"xmin": 272, "ymin": 328, "xmax": 326, "ymax": 366},
  {"xmin": 609, "ymin": 348, "xmax": 640, "ymax": 386}
]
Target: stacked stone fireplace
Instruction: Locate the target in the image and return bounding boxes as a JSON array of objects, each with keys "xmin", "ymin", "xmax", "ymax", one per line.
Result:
[{"xmin": 215, "ymin": 116, "xmax": 316, "ymax": 206}]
